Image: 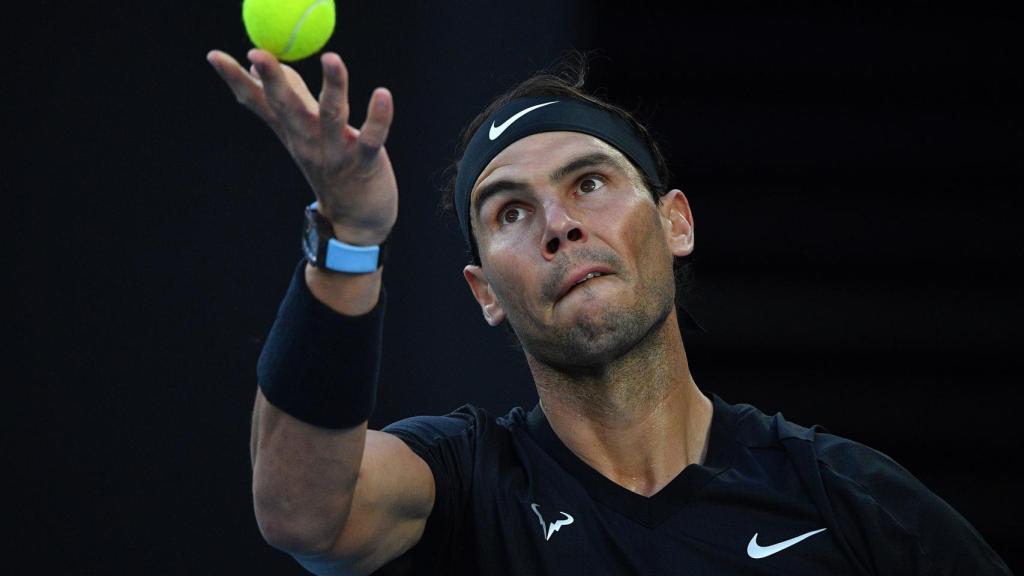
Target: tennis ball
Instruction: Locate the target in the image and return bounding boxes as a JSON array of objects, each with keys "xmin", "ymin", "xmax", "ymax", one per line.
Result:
[{"xmin": 242, "ymin": 0, "xmax": 336, "ymax": 62}]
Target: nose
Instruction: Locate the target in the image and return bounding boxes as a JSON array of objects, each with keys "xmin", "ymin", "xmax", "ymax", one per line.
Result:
[{"xmin": 542, "ymin": 200, "xmax": 587, "ymax": 259}]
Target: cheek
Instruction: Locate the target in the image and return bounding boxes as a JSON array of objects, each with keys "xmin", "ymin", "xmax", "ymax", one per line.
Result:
[
  {"xmin": 614, "ymin": 199, "xmax": 661, "ymax": 250},
  {"xmin": 481, "ymin": 257, "xmax": 532, "ymax": 312},
  {"xmin": 621, "ymin": 204, "xmax": 673, "ymax": 280},
  {"xmin": 481, "ymin": 215, "xmax": 540, "ymax": 255}
]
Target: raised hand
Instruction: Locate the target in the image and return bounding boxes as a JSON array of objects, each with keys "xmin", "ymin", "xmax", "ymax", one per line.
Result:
[{"xmin": 206, "ymin": 48, "xmax": 397, "ymax": 246}]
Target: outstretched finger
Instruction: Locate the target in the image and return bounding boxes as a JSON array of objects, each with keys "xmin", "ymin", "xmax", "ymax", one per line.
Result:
[
  {"xmin": 319, "ymin": 53, "xmax": 352, "ymax": 152},
  {"xmin": 206, "ymin": 49, "xmax": 276, "ymax": 124},
  {"xmin": 247, "ymin": 49, "xmax": 316, "ymax": 137},
  {"xmin": 357, "ymin": 88, "xmax": 394, "ymax": 158}
]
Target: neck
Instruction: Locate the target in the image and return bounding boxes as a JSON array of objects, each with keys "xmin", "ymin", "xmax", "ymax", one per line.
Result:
[{"xmin": 526, "ymin": 308, "xmax": 712, "ymax": 497}]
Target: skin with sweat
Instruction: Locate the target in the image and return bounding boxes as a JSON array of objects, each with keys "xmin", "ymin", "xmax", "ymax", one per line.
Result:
[{"xmin": 462, "ymin": 131, "xmax": 713, "ymax": 496}]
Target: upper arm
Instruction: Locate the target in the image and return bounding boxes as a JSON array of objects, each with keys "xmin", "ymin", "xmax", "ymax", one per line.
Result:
[
  {"xmin": 287, "ymin": 408, "xmax": 480, "ymax": 576},
  {"xmin": 305, "ymin": 430, "xmax": 436, "ymax": 576}
]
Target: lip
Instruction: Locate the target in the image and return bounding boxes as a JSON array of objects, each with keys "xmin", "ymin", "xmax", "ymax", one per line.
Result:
[{"xmin": 556, "ymin": 266, "xmax": 615, "ymax": 301}]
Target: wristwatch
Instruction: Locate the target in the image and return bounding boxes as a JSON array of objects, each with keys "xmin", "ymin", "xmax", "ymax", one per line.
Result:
[{"xmin": 302, "ymin": 202, "xmax": 389, "ymax": 273}]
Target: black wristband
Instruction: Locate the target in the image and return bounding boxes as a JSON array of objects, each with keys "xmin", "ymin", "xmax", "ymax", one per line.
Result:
[{"xmin": 256, "ymin": 259, "xmax": 385, "ymax": 429}]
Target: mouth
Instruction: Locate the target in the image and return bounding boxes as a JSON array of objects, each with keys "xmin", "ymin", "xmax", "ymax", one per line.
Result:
[
  {"xmin": 574, "ymin": 271, "xmax": 606, "ymax": 286},
  {"xmin": 556, "ymin": 267, "xmax": 615, "ymax": 301}
]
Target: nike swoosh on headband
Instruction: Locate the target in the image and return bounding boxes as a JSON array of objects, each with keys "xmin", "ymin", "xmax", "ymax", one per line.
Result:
[
  {"xmin": 747, "ymin": 528, "xmax": 827, "ymax": 559},
  {"xmin": 488, "ymin": 101, "xmax": 559, "ymax": 141}
]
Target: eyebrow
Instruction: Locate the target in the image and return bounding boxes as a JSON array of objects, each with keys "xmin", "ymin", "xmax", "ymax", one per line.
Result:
[{"xmin": 471, "ymin": 151, "xmax": 626, "ymax": 222}]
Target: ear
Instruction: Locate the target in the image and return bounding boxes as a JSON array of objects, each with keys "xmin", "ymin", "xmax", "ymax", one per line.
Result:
[
  {"xmin": 658, "ymin": 189, "xmax": 695, "ymax": 257},
  {"xmin": 463, "ymin": 265, "xmax": 507, "ymax": 326}
]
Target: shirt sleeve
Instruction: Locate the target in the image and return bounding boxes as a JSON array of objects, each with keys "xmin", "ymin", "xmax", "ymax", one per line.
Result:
[
  {"xmin": 375, "ymin": 405, "xmax": 484, "ymax": 574},
  {"xmin": 815, "ymin": 435, "xmax": 1013, "ymax": 575}
]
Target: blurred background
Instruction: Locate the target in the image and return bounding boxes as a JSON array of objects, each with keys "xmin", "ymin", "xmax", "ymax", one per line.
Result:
[{"xmin": 11, "ymin": 0, "xmax": 1020, "ymax": 573}]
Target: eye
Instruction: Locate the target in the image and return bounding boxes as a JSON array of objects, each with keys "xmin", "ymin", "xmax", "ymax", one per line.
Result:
[
  {"xmin": 577, "ymin": 175, "xmax": 606, "ymax": 195},
  {"xmin": 500, "ymin": 205, "xmax": 527, "ymax": 225}
]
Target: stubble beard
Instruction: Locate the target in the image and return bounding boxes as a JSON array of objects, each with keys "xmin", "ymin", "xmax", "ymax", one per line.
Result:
[
  {"xmin": 515, "ymin": 263, "xmax": 676, "ymax": 374},
  {"xmin": 495, "ymin": 207, "xmax": 678, "ymax": 375}
]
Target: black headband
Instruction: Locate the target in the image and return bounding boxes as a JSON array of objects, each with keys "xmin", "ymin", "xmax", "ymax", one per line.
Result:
[
  {"xmin": 452, "ymin": 97, "xmax": 706, "ymax": 334},
  {"xmin": 454, "ymin": 97, "xmax": 663, "ymax": 246}
]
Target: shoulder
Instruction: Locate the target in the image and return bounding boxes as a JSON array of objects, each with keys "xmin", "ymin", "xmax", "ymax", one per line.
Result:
[
  {"xmin": 721, "ymin": 395, "xmax": 957, "ymax": 525},
  {"xmin": 817, "ymin": 430, "xmax": 1013, "ymax": 573},
  {"xmin": 809, "ymin": 429, "xmax": 939, "ymax": 534},
  {"xmin": 812, "ymin": 431, "xmax": 920, "ymax": 494},
  {"xmin": 713, "ymin": 395, "xmax": 821, "ymax": 450},
  {"xmin": 713, "ymin": 394, "xmax": 919, "ymax": 484},
  {"xmin": 756, "ymin": 404, "xmax": 1010, "ymax": 574},
  {"xmin": 381, "ymin": 404, "xmax": 527, "ymax": 454}
]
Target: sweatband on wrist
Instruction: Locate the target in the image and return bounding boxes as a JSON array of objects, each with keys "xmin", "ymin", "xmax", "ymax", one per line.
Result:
[
  {"xmin": 256, "ymin": 259, "xmax": 385, "ymax": 429},
  {"xmin": 454, "ymin": 97, "xmax": 664, "ymax": 247}
]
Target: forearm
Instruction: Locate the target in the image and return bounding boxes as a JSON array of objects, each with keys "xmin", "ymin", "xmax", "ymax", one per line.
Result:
[
  {"xmin": 303, "ymin": 262, "xmax": 382, "ymax": 316},
  {"xmin": 252, "ymin": 388, "xmax": 367, "ymax": 553},
  {"xmin": 251, "ymin": 260, "xmax": 387, "ymax": 553},
  {"xmin": 210, "ymin": 45, "xmax": 410, "ymax": 569}
]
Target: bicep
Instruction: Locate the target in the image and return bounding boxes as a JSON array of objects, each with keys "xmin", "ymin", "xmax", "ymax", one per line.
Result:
[{"xmin": 324, "ymin": 430, "xmax": 436, "ymax": 575}]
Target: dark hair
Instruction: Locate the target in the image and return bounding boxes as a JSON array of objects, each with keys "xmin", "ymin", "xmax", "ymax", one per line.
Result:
[{"xmin": 439, "ymin": 50, "xmax": 696, "ymax": 335}]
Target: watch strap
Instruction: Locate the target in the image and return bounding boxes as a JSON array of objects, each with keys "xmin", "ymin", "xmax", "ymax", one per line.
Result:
[
  {"xmin": 324, "ymin": 238, "xmax": 382, "ymax": 273},
  {"xmin": 306, "ymin": 201, "xmax": 390, "ymax": 273}
]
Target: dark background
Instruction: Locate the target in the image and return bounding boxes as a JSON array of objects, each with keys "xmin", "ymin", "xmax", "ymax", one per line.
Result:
[{"xmin": 11, "ymin": 0, "xmax": 1020, "ymax": 573}]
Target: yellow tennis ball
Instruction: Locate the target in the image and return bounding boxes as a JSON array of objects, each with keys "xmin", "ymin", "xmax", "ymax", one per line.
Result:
[{"xmin": 242, "ymin": 0, "xmax": 336, "ymax": 62}]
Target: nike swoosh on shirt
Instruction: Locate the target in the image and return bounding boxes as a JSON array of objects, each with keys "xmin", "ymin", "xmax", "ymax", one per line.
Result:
[
  {"xmin": 746, "ymin": 527, "xmax": 827, "ymax": 559},
  {"xmin": 488, "ymin": 101, "xmax": 559, "ymax": 140}
]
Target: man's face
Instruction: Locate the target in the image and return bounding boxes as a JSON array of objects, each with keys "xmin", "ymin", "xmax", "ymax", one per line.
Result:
[{"xmin": 462, "ymin": 131, "xmax": 694, "ymax": 369}]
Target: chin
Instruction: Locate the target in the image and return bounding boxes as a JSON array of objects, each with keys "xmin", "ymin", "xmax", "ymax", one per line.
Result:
[{"xmin": 526, "ymin": 300, "xmax": 671, "ymax": 370}]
